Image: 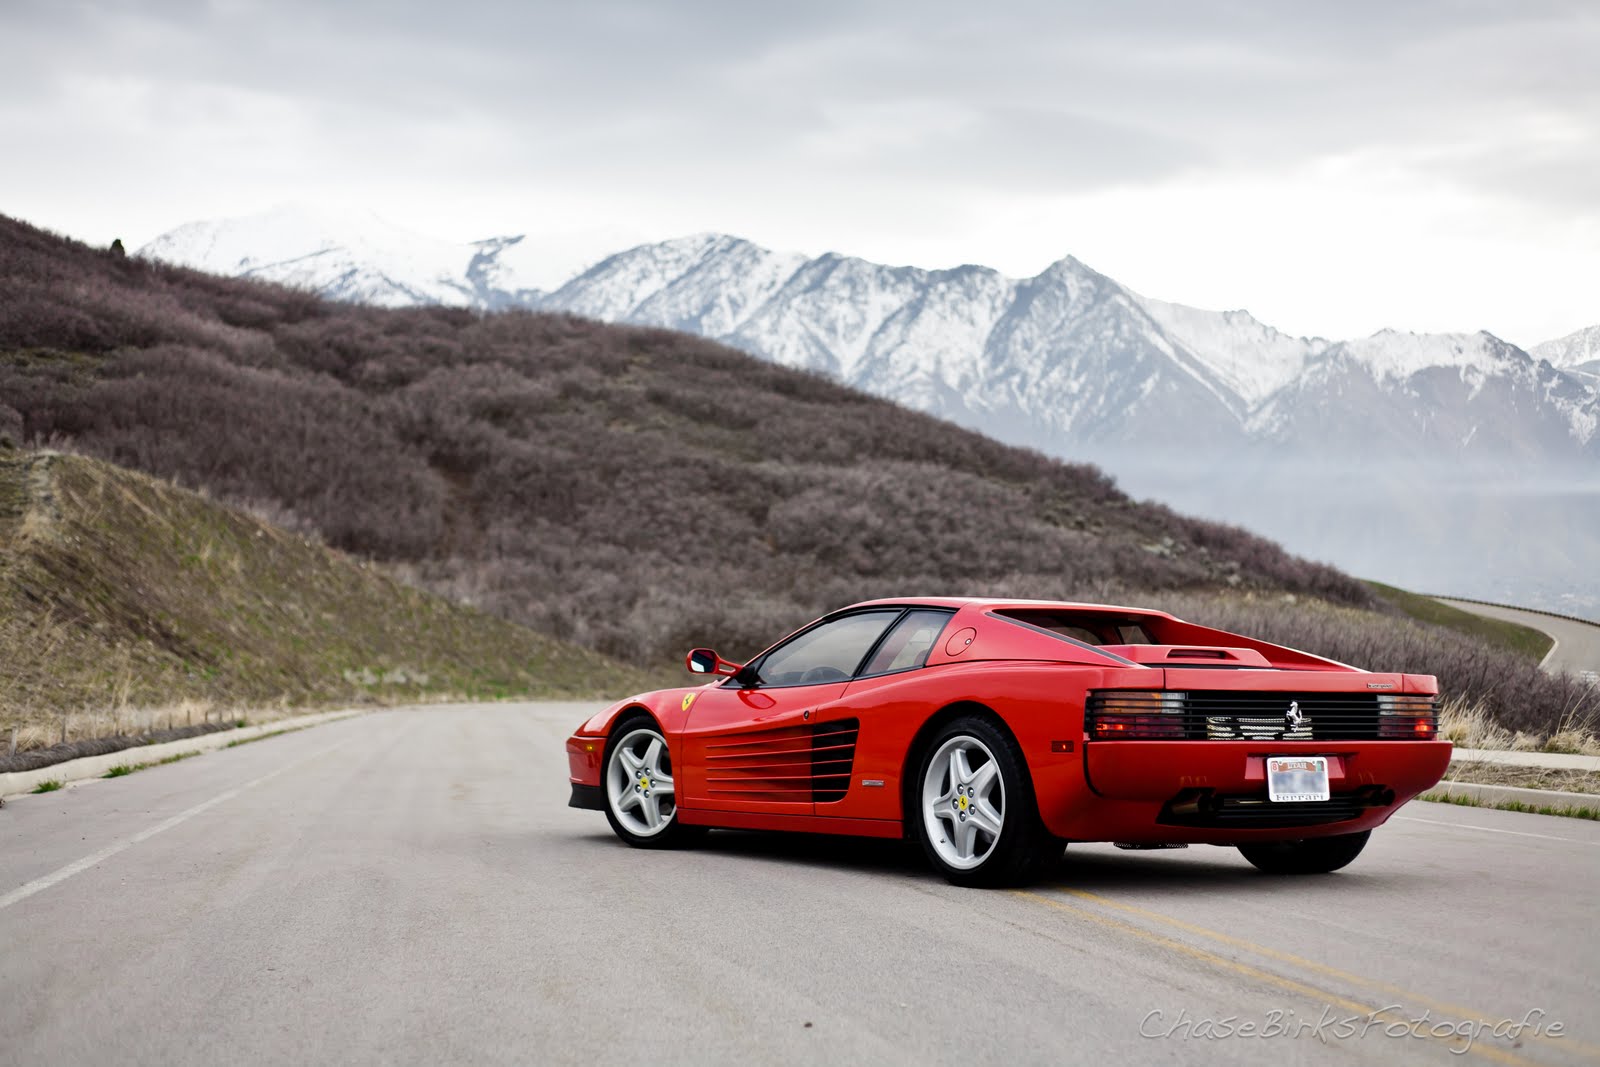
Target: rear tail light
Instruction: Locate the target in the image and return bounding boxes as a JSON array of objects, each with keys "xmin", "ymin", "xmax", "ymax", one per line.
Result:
[
  {"xmin": 1087, "ymin": 690, "xmax": 1188, "ymax": 739},
  {"xmin": 1376, "ymin": 693, "xmax": 1439, "ymax": 739}
]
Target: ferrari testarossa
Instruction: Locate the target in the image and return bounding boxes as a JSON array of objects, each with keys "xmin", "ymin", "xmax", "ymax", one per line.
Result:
[{"xmin": 565, "ymin": 599, "xmax": 1451, "ymax": 886}]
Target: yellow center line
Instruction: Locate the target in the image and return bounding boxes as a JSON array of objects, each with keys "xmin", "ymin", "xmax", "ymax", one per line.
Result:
[
  {"xmin": 1014, "ymin": 890, "xmax": 1547, "ymax": 1067},
  {"xmin": 1044, "ymin": 886, "xmax": 1599, "ymax": 1061}
]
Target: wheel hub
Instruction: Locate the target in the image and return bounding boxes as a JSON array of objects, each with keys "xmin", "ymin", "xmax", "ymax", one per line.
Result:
[
  {"xmin": 607, "ymin": 727, "xmax": 676, "ymax": 837},
  {"xmin": 922, "ymin": 735, "xmax": 1005, "ymax": 869}
]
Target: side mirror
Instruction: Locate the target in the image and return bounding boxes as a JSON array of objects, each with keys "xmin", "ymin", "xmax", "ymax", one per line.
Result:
[{"xmin": 686, "ymin": 648, "xmax": 742, "ymax": 677}]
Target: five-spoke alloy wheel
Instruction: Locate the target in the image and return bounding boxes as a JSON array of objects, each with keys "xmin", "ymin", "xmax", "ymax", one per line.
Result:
[
  {"xmin": 922, "ymin": 734, "xmax": 1007, "ymax": 871},
  {"xmin": 603, "ymin": 716, "xmax": 701, "ymax": 849},
  {"xmin": 914, "ymin": 715, "xmax": 1061, "ymax": 886}
]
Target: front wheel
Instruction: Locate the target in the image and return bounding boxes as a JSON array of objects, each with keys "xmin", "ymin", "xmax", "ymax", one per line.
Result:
[
  {"xmin": 602, "ymin": 717, "xmax": 703, "ymax": 849},
  {"xmin": 1237, "ymin": 830, "xmax": 1371, "ymax": 874},
  {"xmin": 914, "ymin": 715, "xmax": 1061, "ymax": 887}
]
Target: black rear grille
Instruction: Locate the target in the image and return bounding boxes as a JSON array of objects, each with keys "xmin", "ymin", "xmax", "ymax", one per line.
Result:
[
  {"xmin": 1087, "ymin": 690, "xmax": 1436, "ymax": 741},
  {"xmin": 1194, "ymin": 691, "xmax": 1382, "ymax": 740},
  {"xmin": 1159, "ymin": 786, "xmax": 1394, "ymax": 828}
]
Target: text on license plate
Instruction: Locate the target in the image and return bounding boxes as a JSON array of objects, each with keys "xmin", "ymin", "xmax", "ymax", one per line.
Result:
[{"xmin": 1266, "ymin": 755, "xmax": 1330, "ymax": 802}]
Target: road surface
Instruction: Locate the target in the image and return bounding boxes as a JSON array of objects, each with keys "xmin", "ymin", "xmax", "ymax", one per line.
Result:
[
  {"xmin": 1434, "ymin": 598, "xmax": 1600, "ymax": 680},
  {"xmin": 3, "ymin": 704, "xmax": 1598, "ymax": 1066}
]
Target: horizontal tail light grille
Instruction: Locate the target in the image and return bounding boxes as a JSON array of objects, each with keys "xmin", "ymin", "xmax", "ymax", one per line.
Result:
[{"xmin": 1086, "ymin": 690, "xmax": 1438, "ymax": 741}]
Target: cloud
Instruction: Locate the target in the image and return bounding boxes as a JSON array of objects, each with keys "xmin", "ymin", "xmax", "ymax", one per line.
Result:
[{"xmin": 1, "ymin": 0, "xmax": 1596, "ymax": 341}]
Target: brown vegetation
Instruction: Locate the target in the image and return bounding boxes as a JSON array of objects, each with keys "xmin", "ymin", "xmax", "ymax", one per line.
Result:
[
  {"xmin": 0, "ymin": 215, "xmax": 1365, "ymax": 640},
  {"xmin": 1, "ymin": 213, "xmax": 1591, "ymax": 739}
]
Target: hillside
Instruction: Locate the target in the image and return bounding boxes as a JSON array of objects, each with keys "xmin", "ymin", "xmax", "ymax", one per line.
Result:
[
  {"xmin": 139, "ymin": 209, "xmax": 1600, "ymax": 621},
  {"xmin": 0, "ymin": 213, "xmax": 1368, "ymax": 665},
  {"xmin": 2, "ymin": 213, "xmax": 1593, "ymax": 742},
  {"xmin": 0, "ymin": 448, "xmax": 646, "ymax": 742}
]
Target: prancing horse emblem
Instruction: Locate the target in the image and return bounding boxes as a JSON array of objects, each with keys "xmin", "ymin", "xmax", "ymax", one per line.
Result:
[{"xmin": 1284, "ymin": 700, "xmax": 1305, "ymax": 732}]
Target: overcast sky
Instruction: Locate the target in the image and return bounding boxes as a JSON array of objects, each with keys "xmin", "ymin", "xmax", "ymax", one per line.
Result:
[{"xmin": 3, "ymin": 0, "xmax": 1596, "ymax": 344}]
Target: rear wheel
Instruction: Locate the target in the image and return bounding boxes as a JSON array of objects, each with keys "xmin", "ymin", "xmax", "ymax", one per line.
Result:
[
  {"xmin": 914, "ymin": 715, "xmax": 1061, "ymax": 887},
  {"xmin": 603, "ymin": 716, "xmax": 703, "ymax": 849},
  {"xmin": 1237, "ymin": 830, "xmax": 1371, "ymax": 874}
]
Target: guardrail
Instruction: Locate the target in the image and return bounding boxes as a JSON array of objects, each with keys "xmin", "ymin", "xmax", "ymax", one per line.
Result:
[{"xmin": 1428, "ymin": 594, "xmax": 1600, "ymax": 630}]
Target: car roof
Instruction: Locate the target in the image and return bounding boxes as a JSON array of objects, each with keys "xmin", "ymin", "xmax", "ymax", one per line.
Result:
[{"xmin": 840, "ymin": 597, "xmax": 1178, "ymax": 620}]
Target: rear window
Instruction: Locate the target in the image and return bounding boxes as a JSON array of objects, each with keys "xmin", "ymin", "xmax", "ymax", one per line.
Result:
[{"xmin": 993, "ymin": 609, "xmax": 1153, "ymax": 647}]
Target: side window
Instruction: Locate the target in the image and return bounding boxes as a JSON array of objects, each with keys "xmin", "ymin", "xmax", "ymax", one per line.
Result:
[
  {"xmin": 754, "ymin": 610, "xmax": 901, "ymax": 687},
  {"xmin": 860, "ymin": 609, "xmax": 954, "ymax": 677}
]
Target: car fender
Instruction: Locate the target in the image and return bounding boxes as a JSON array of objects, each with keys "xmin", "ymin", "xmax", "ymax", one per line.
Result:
[
  {"xmin": 576, "ymin": 684, "xmax": 717, "ymax": 739},
  {"xmin": 853, "ymin": 660, "xmax": 1157, "ymax": 825}
]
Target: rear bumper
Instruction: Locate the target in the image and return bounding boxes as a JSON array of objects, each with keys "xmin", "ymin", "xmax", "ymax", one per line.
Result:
[{"xmin": 1042, "ymin": 739, "xmax": 1451, "ymax": 844}]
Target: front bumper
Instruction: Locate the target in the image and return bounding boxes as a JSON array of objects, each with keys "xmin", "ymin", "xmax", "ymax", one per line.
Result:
[
  {"xmin": 567, "ymin": 733, "xmax": 604, "ymax": 784},
  {"xmin": 569, "ymin": 783, "xmax": 606, "ymax": 811}
]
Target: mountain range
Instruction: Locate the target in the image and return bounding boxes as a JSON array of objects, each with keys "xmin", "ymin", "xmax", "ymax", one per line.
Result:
[{"xmin": 139, "ymin": 206, "xmax": 1600, "ymax": 618}]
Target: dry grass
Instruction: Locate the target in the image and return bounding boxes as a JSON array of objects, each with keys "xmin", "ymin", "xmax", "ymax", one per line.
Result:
[
  {"xmin": 1437, "ymin": 699, "xmax": 1600, "ymax": 755},
  {"xmin": 4, "ymin": 699, "xmax": 258, "ymax": 757},
  {"xmin": 0, "ymin": 450, "xmax": 654, "ymax": 737},
  {"xmin": 1441, "ymin": 761, "xmax": 1600, "ymax": 796}
]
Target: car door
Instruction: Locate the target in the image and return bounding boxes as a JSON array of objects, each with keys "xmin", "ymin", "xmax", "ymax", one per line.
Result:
[
  {"xmin": 814, "ymin": 608, "xmax": 957, "ymax": 821},
  {"xmin": 678, "ymin": 609, "xmax": 902, "ymax": 817}
]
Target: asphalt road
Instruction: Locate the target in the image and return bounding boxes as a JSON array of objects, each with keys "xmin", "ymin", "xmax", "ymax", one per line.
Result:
[
  {"xmin": 4, "ymin": 703, "xmax": 1598, "ymax": 1066},
  {"xmin": 1435, "ymin": 597, "xmax": 1600, "ymax": 680}
]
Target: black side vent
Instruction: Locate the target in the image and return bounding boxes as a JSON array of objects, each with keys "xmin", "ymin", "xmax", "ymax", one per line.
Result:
[{"xmin": 812, "ymin": 719, "xmax": 859, "ymax": 804}]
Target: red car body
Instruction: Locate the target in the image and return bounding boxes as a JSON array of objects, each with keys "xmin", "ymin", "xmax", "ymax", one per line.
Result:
[{"xmin": 567, "ymin": 599, "xmax": 1450, "ymax": 879}]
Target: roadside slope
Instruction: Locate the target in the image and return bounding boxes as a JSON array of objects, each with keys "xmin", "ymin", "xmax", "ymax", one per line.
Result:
[{"xmin": 0, "ymin": 449, "xmax": 647, "ymax": 746}]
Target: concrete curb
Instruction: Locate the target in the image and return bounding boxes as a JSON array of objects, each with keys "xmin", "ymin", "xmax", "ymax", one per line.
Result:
[
  {"xmin": 0, "ymin": 709, "xmax": 367, "ymax": 799},
  {"xmin": 1420, "ymin": 781, "xmax": 1598, "ymax": 815}
]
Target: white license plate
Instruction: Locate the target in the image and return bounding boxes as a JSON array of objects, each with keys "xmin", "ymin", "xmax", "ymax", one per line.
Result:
[{"xmin": 1266, "ymin": 755, "xmax": 1330, "ymax": 802}]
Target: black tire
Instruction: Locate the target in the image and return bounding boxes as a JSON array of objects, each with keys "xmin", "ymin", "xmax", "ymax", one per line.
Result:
[
  {"xmin": 601, "ymin": 714, "xmax": 705, "ymax": 850},
  {"xmin": 1237, "ymin": 830, "xmax": 1371, "ymax": 874},
  {"xmin": 912, "ymin": 714, "xmax": 1063, "ymax": 887}
]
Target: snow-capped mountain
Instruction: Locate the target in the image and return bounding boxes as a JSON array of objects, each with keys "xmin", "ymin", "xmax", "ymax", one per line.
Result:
[
  {"xmin": 141, "ymin": 210, "xmax": 1600, "ymax": 460},
  {"xmin": 537, "ymin": 236, "xmax": 1599, "ymax": 461},
  {"xmin": 140, "ymin": 204, "xmax": 533, "ymax": 308},
  {"xmin": 1534, "ymin": 324, "xmax": 1600, "ymax": 388},
  {"xmin": 1247, "ymin": 330, "xmax": 1600, "ymax": 459}
]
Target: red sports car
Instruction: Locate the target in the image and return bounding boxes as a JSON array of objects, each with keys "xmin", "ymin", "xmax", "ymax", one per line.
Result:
[{"xmin": 565, "ymin": 599, "xmax": 1450, "ymax": 886}]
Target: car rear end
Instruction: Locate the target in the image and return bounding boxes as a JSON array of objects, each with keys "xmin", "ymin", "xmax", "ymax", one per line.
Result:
[{"xmin": 1055, "ymin": 669, "xmax": 1451, "ymax": 844}]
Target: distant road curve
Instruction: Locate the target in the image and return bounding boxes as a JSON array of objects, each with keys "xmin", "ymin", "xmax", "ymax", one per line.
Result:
[{"xmin": 1433, "ymin": 596, "xmax": 1600, "ymax": 681}]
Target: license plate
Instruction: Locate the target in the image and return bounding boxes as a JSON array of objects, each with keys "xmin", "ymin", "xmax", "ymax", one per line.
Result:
[{"xmin": 1266, "ymin": 755, "xmax": 1330, "ymax": 802}]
